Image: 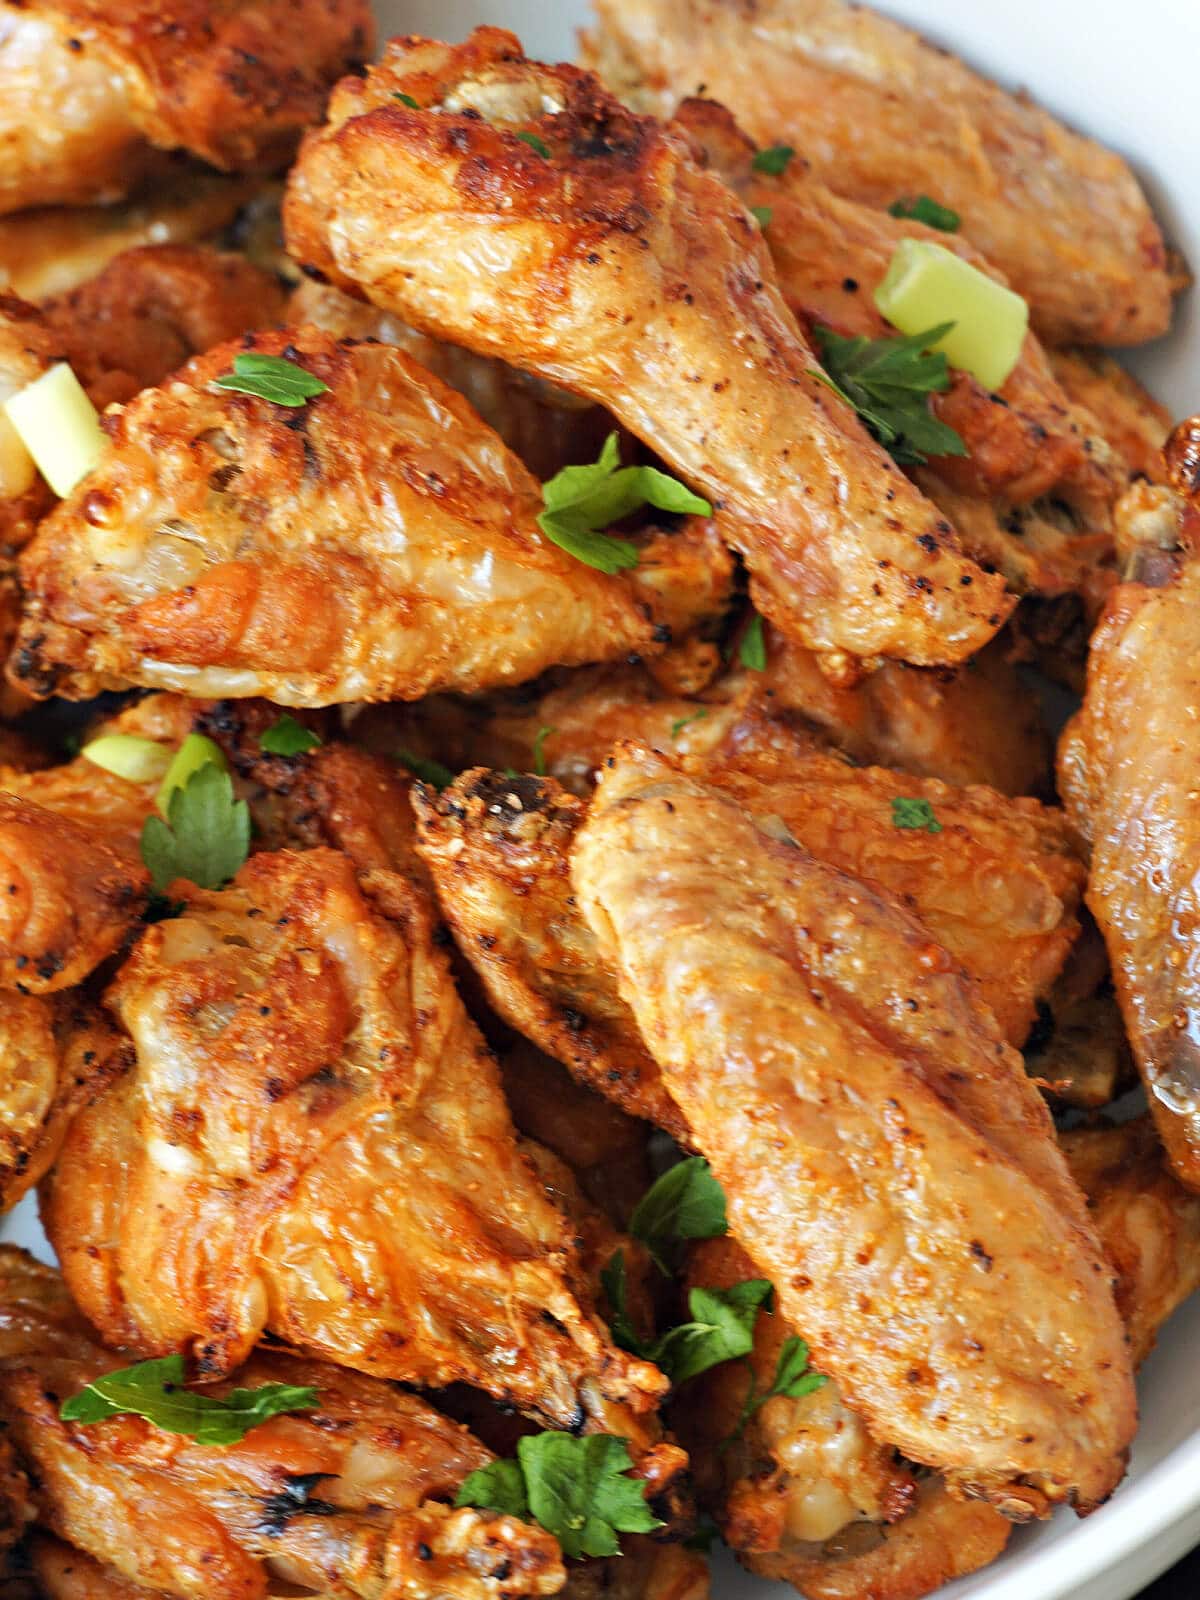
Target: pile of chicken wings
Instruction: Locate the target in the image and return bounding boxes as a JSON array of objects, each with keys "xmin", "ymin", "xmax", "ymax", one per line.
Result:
[{"xmin": 0, "ymin": 4, "xmax": 1198, "ymax": 1600}]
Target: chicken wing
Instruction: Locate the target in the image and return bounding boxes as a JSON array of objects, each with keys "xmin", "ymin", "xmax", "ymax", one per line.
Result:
[
  {"xmin": 1059, "ymin": 437, "xmax": 1200, "ymax": 1188},
  {"xmin": 582, "ymin": 0, "xmax": 1174, "ymax": 347},
  {"xmin": 41, "ymin": 851, "xmax": 669, "ymax": 1443},
  {"xmin": 0, "ymin": 293, "xmax": 58, "ymax": 551},
  {"xmin": 12, "ymin": 327, "xmax": 720, "ymax": 705},
  {"xmin": 572, "ymin": 745, "xmax": 1134, "ymax": 1514},
  {"xmin": 283, "ymin": 28, "xmax": 1012, "ymax": 674},
  {"xmin": 0, "ymin": 0, "xmax": 373, "ymax": 215},
  {"xmin": 290, "ymin": 279, "xmax": 613, "ymax": 482},
  {"xmin": 1048, "ymin": 350, "xmax": 1172, "ymax": 485},
  {"xmin": 0, "ymin": 1246, "xmax": 566, "ymax": 1600}
]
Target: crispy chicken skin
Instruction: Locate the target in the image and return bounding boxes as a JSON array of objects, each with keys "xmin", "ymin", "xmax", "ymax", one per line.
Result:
[
  {"xmin": 0, "ymin": 293, "xmax": 58, "ymax": 549},
  {"xmin": 582, "ymin": 0, "xmax": 1173, "ymax": 347},
  {"xmin": 11, "ymin": 327, "xmax": 718, "ymax": 706},
  {"xmin": 41, "ymin": 851, "xmax": 669, "ymax": 1438},
  {"xmin": 1059, "ymin": 452, "xmax": 1200, "ymax": 1188},
  {"xmin": 284, "ymin": 29, "xmax": 1012, "ymax": 674},
  {"xmin": 290, "ymin": 279, "xmax": 613, "ymax": 482},
  {"xmin": 0, "ymin": 1247, "xmax": 567, "ymax": 1600},
  {"xmin": 0, "ymin": 0, "xmax": 373, "ymax": 215},
  {"xmin": 1048, "ymin": 350, "xmax": 1172, "ymax": 485},
  {"xmin": 674, "ymin": 99, "xmax": 1123, "ymax": 517},
  {"xmin": 572, "ymin": 746, "xmax": 1134, "ymax": 1515}
]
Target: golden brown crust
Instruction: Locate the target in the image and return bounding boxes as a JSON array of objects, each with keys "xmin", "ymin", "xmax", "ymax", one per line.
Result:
[
  {"xmin": 11, "ymin": 327, "xmax": 697, "ymax": 706},
  {"xmin": 573, "ymin": 746, "xmax": 1135, "ymax": 1514},
  {"xmin": 41, "ymin": 851, "xmax": 667, "ymax": 1437},
  {"xmin": 1048, "ymin": 349, "xmax": 1173, "ymax": 484},
  {"xmin": 284, "ymin": 28, "xmax": 1012, "ymax": 672},
  {"xmin": 0, "ymin": 1247, "xmax": 566, "ymax": 1600},
  {"xmin": 583, "ymin": 0, "xmax": 1173, "ymax": 347}
]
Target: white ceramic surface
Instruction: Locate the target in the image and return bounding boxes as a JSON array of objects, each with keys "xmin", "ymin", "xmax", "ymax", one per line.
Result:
[{"xmin": 7, "ymin": 3, "xmax": 1200, "ymax": 1598}]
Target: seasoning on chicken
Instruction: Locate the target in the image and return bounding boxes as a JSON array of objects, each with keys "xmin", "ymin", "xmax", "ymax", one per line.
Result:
[
  {"xmin": 0, "ymin": 0, "xmax": 374, "ymax": 215},
  {"xmin": 0, "ymin": 1246, "xmax": 566, "ymax": 1600},
  {"xmin": 11, "ymin": 328, "xmax": 724, "ymax": 705},
  {"xmin": 581, "ymin": 0, "xmax": 1175, "ymax": 347},
  {"xmin": 572, "ymin": 745, "xmax": 1134, "ymax": 1516},
  {"xmin": 284, "ymin": 28, "xmax": 1012, "ymax": 676},
  {"xmin": 40, "ymin": 851, "xmax": 673, "ymax": 1447}
]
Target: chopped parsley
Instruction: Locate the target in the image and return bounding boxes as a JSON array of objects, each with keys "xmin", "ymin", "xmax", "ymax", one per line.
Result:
[
  {"xmin": 61, "ymin": 1355, "xmax": 316, "ymax": 1447},
  {"xmin": 727, "ymin": 1335, "xmax": 826, "ymax": 1445},
  {"xmin": 515, "ymin": 131, "xmax": 551, "ymax": 158},
  {"xmin": 140, "ymin": 761, "xmax": 250, "ymax": 893},
  {"xmin": 397, "ymin": 749, "xmax": 455, "ymax": 789},
  {"xmin": 738, "ymin": 614, "xmax": 767, "ymax": 671},
  {"xmin": 750, "ymin": 205, "xmax": 773, "ymax": 230},
  {"xmin": 539, "ymin": 433, "xmax": 711, "ymax": 574},
  {"xmin": 751, "ymin": 144, "xmax": 795, "ymax": 177},
  {"xmin": 887, "ymin": 194, "xmax": 960, "ymax": 232},
  {"xmin": 808, "ymin": 323, "xmax": 967, "ymax": 465},
  {"xmin": 456, "ymin": 1433, "xmax": 663, "ymax": 1558},
  {"xmin": 392, "ymin": 91, "xmax": 421, "ymax": 109},
  {"xmin": 532, "ymin": 725, "xmax": 556, "ymax": 776},
  {"xmin": 629, "ymin": 1156, "xmax": 727, "ymax": 1272},
  {"xmin": 891, "ymin": 796, "xmax": 942, "ymax": 833},
  {"xmin": 669, "ymin": 709, "xmax": 709, "ymax": 739},
  {"xmin": 213, "ymin": 352, "xmax": 329, "ymax": 408},
  {"xmin": 259, "ymin": 715, "xmax": 322, "ymax": 757}
]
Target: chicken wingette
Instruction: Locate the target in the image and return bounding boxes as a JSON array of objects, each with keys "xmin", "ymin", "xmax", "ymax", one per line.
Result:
[
  {"xmin": 12, "ymin": 326, "xmax": 727, "ymax": 705},
  {"xmin": 581, "ymin": 0, "xmax": 1175, "ymax": 347},
  {"xmin": 40, "ymin": 851, "xmax": 676, "ymax": 1454},
  {"xmin": 571, "ymin": 745, "xmax": 1134, "ymax": 1515},
  {"xmin": 0, "ymin": 0, "xmax": 373, "ymax": 215},
  {"xmin": 0, "ymin": 1247, "xmax": 566, "ymax": 1600},
  {"xmin": 284, "ymin": 28, "xmax": 1012, "ymax": 676}
]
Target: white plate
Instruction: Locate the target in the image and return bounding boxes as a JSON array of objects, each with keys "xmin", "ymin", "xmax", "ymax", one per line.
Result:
[{"xmin": 7, "ymin": 3, "xmax": 1199, "ymax": 1598}]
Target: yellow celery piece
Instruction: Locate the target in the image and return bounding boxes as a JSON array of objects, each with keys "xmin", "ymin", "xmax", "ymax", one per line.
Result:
[
  {"xmin": 81, "ymin": 734, "xmax": 172, "ymax": 785},
  {"xmin": 2, "ymin": 362, "xmax": 107, "ymax": 498},
  {"xmin": 874, "ymin": 238, "xmax": 1029, "ymax": 392}
]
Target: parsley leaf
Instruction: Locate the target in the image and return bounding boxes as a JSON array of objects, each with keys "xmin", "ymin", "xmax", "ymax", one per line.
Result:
[
  {"xmin": 60, "ymin": 1355, "xmax": 317, "ymax": 1446},
  {"xmin": 752, "ymin": 144, "xmax": 795, "ymax": 176},
  {"xmin": 457, "ymin": 1458, "xmax": 529, "ymax": 1518},
  {"xmin": 392, "ymin": 91, "xmax": 421, "ymax": 109},
  {"xmin": 457, "ymin": 1433, "xmax": 662, "ymax": 1558},
  {"xmin": 600, "ymin": 1249, "xmax": 652, "ymax": 1357},
  {"xmin": 686, "ymin": 1514, "xmax": 721, "ymax": 1553},
  {"xmin": 727, "ymin": 1335, "xmax": 826, "ymax": 1446},
  {"xmin": 653, "ymin": 1279, "xmax": 774, "ymax": 1385},
  {"xmin": 887, "ymin": 194, "xmax": 960, "ymax": 233},
  {"xmin": 515, "ymin": 131, "xmax": 551, "ymax": 158},
  {"xmin": 397, "ymin": 749, "xmax": 455, "ymax": 789},
  {"xmin": 140, "ymin": 762, "xmax": 250, "ymax": 893},
  {"xmin": 750, "ymin": 205, "xmax": 773, "ymax": 230},
  {"xmin": 532, "ymin": 725, "xmax": 556, "ymax": 776},
  {"xmin": 213, "ymin": 352, "xmax": 329, "ymax": 408},
  {"xmin": 891, "ymin": 796, "xmax": 942, "ymax": 833},
  {"xmin": 629, "ymin": 1156, "xmax": 727, "ymax": 1272},
  {"xmin": 260, "ymin": 714, "xmax": 322, "ymax": 757},
  {"xmin": 739, "ymin": 614, "xmax": 767, "ymax": 671},
  {"xmin": 808, "ymin": 323, "xmax": 967, "ymax": 466},
  {"xmin": 669, "ymin": 709, "xmax": 709, "ymax": 739},
  {"xmin": 539, "ymin": 433, "xmax": 711, "ymax": 574}
]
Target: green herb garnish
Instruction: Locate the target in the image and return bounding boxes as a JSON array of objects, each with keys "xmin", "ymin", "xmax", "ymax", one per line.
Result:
[
  {"xmin": 515, "ymin": 131, "xmax": 551, "ymax": 158},
  {"xmin": 887, "ymin": 194, "xmax": 960, "ymax": 233},
  {"xmin": 213, "ymin": 352, "xmax": 329, "ymax": 408},
  {"xmin": 808, "ymin": 323, "xmax": 966, "ymax": 465},
  {"xmin": 539, "ymin": 432, "xmax": 711, "ymax": 574},
  {"xmin": 602, "ymin": 1253, "xmax": 773, "ymax": 1385},
  {"xmin": 727, "ymin": 1336, "xmax": 825, "ymax": 1445},
  {"xmin": 140, "ymin": 762, "xmax": 250, "ymax": 893},
  {"xmin": 738, "ymin": 614, "xmax": 767, "ymax": 672},
  {"xmin": 532, "ymin": 725, "xmax": 556, "ymax": 776},
  {"xmin": 397, "ymin": 749, "xmax": 455, "ymax": 789},
  {"xmin": 750, "ymin": 205, "xmax": 773, "ymax": 230},
  {"xmin": 392, "ymin": 91, "xmax": 421, "ymax": 109},
  {"xmin": 891, "ymin": 796, "xmax": 942, "ymax": 833},
  {"xmin": 60, "ymin": 1355, "xmax": 317, "ymax": 1447},
  {"xmin": 669, "ymin": 709, "xmax": 709, "ymax": 740},
  {"xmin": 457, "ymin": 1433, "xmax": 663, "ymax": 1558},
  {"xmin": 629, "ymin": 1156, "xmax": 727, "ymax": 1272},
  {"xmin": 260, "ymin": 715, "xmax": 322, "ymax": 757},
  {"xmin": 751, "ymin": 145, "xmax": 795, "ymax": 177}
]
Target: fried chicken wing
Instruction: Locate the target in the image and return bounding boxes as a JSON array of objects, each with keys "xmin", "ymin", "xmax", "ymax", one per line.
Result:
[
  {"xmin": 0, "ymin": 0, "xmax": 373, "ymax": 215},
  {"xmin": 0, "ymin": 293, "xmax": 58, "ymax": 549},
  {"xmin": 1048, "ymin": 350, "xmax": 1172, "ymax": 485},
  {"xmin": 0, "ymin": 1247, "xmax": 566, "ymax": 1600},
  {"xmin": 290, "ymin": 279, "xmax": 613, "ymax": 482},
  {"xmin": 1059, "ymin": 447, "xmax": 1200, "ymax": 1187},
  {"xmin": 582, "ymin": 0, "xmax": 1174, "ymax": 347},
  {"xmin": 571, "ymin": 745, "xmax": 1134, "ymax": 1514},
  {"xmin": 41, "ymin": 851, "xmax": 667, "ymax": 1441},
  {"xmin": 284, "ymin": 29, "xmax": 1012, "ymax": 674},
  {"xmin": 12, "ymin": 327, "xmax": 716, "ymax": 705}
]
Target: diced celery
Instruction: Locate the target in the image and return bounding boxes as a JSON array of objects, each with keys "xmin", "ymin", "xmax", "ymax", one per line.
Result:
[
  {"xmin": 2, "ymin": 363, "xmax": 106, "ymax": 497},
  {"xmin": 873, "ymin": 239, "xmax": 1029, "ymax": 392},
  {"xmin": 156, "ymin": 734, "xmax": 229, "ymax": 816},
  {"xmin": 80, "ymin": 734, "xmax": 171, "ymax": 785}
]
